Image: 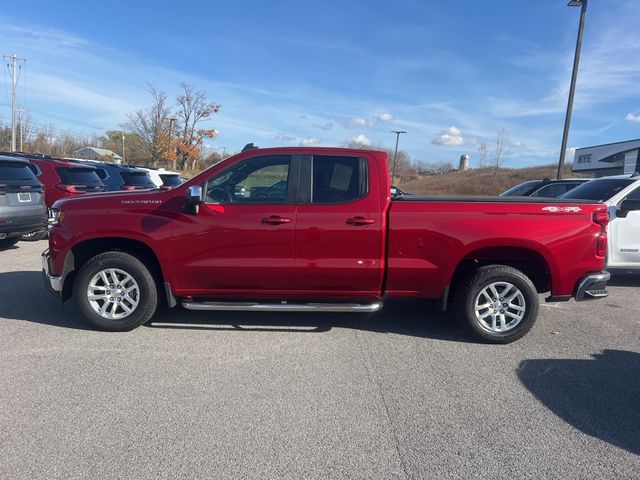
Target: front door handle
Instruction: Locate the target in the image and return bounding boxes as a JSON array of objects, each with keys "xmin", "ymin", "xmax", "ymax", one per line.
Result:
[
  {"xmin": 261, "ymin": 215, "xmax": 291, "ymax": 225},
  {"xmin": 346, "ymin": 216, "xmax": 375, "ymax": 226}
]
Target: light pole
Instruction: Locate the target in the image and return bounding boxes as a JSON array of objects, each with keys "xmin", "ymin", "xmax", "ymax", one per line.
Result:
[
  {"xmin": 391, "ymin": 130, "xmax": 406, "ymax": 186},
  {"xmin": 557, "ymin": 0, "xmax": 588, "ymax": 179}
]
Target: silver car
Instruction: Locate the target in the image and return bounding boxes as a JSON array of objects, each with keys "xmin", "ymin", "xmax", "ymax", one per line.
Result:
[{"xmin": 0, "ymin": 156, "xmax": 47, "ymax": 250}]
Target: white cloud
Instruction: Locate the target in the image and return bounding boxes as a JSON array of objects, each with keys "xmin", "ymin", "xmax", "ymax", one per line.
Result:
[
  {"xmin": 272, "ymin": 132, "xmax": 296, "ymax": 141},
  {"xmin": 626, "ymin": 113, "xmax": 640, "ymax": 123},
  {"xmin": 347, "ymin": 117, "xmax": 369, "ymax": 128},
  {"xmin": 312, "ymin": 122, "xmax": 333, "ymax": 130},
  {"xmin": 299, "ymin": 137, "xmax": 320, "ymax": 146},
  {"xmin": 350, "ymin": 134, "xmax": 372, "ymax": 146},
  {"xmin": 432, "ymin": 126, "xmax": 464, "ymax": 146},
  {"xmin": 377, "ymin": 113, "xmax": 395, "ymax": 123}
]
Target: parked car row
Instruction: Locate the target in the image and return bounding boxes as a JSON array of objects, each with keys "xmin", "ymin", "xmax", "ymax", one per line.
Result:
[{"xmin": 0, "ymin": 152, "xmax": 185, "ymax": 248}]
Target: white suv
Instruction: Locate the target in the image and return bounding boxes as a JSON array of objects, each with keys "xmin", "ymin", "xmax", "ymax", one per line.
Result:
[
  {"xmin": 136, "ymin": 167, "xmax": 184, "ymax": 188},
  {"xmin": 561, "ymin": 173, "xmax": 640, "ymax": 270}
]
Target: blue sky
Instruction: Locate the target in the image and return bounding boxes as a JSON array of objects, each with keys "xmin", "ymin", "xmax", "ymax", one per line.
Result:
[{"xmin": 1, "ymin": 0, "xmax": 639, "ymax": 167}]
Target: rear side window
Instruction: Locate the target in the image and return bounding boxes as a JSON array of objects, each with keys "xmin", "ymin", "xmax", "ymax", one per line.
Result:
[
  {"xmin": 55, "ymin": 167, "xmax": 103, "ymax": 185},
  {"xmin": 530, "ymin": 183, "xmax": 571, "ymax": 198},
  {"xmin": 93, "ymin": 168, "xmax": 109, "ymax": 180},
  {"xmin": 121, "ymin": 172, "xmax": 155, "ymax": 187},
  {"xmin": 159, "ymin": 174, "xmax": 183, "ymax": 186},
  {"xmin": 500, "ymin": 181, "xmax": 541, "ymax": 197},
  {"xmin": 0, "ymin": 163, "xmax": 39, "ymax": 182},
  {"xmin": 561, "ymin": 179, "xmax": 635, "ymax": 201},
  {"xmin": 312, "ymin": 156, "xmax": 365, "ymax": 203}
]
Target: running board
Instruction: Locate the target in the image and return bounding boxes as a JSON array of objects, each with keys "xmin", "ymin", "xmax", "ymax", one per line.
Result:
[{"xmin": 181, "ymin": 300, "xmax": 383, "ymax": 313}]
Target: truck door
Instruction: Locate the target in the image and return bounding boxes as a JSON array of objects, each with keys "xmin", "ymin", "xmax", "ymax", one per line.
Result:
[
  {"xmin": 170, "ymin": 155, "xmax": 299, "ymax": 294},
  {"xmin": 609, "ymin": 186, "xmax": 640, "ymax": 267},
  {"xmin": 294, "ymin": 154, "xmax": 385, "ymax": 298}
]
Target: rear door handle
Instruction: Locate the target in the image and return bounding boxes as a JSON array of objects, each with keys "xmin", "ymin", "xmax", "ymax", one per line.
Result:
[
  {"xmin": 346, "ymin": 216, "xmax": 375, "ymax": 226},
  {"xmin": 261, "ymin": 215, "xmax": 291, "ymax": 225}
]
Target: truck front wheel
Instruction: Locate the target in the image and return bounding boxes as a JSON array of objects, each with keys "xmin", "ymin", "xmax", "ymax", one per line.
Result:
[
  {"xmin": 454, "ymin": 265, "xmax": 539, "ymax": 344},
  {"xmin": 74, "ymin": 251, "xmax": 158, "ymax": 331}
]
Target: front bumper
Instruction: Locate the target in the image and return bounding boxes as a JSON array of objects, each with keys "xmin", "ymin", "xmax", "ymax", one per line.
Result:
[
  {"xmin": 41, "ymin": 248, "xmax": 64, "ymax": 296},
  {"xmin": 575, "ymin": 271, "xmax": 610, "ymax": 301}
]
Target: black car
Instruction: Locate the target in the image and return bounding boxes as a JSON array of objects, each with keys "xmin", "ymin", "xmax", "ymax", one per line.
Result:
[
  {"xmin": 0, "ymin": 156, "xmax": 47, "ymax": 250},
  {"xmin": 500, "ymin": 178, "xmax": 589, "ymax": 198},
  {"xmin": 71, "ymin": 160, "xmax": 156, "ymax": 191}
]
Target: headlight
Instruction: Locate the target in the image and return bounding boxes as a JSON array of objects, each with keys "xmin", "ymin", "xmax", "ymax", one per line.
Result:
[{"xmin": 48, "ymin": 208, "xmax": 64, "ymax": 226}]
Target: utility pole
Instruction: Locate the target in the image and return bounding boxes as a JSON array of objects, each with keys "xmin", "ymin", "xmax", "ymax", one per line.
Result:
[
  {"xmin": 121, "ymin": 132, "xmax": 126, "ymax": 164},
  {"xmin": 390, "ymin": 130, "xmax": 407, "ymax": 186},
  {"xmin": 557, "ymin": 0, "xmax": 589, "ymax": 179},
  {"xmin": 17, "ymin": 108, "xmax": 24, "ymax": 152},
  {"xmin": 4, "ymin": 53, "xmax": 26, "ymax": 152}
]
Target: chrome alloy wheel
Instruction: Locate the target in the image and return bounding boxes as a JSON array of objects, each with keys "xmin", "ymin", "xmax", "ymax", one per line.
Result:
[
  {"xmin": 86, "ymin": 268, "xmax": 140, "ymax": 320},
  {"xmin": 474, "ymin": 281, "xmax": 526, "ymax": 333}
]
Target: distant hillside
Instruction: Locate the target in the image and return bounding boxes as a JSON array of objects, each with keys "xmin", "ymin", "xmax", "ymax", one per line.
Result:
[{"xmin": 398, "ymin": 164, "xmax": 588, "ymax": 196}]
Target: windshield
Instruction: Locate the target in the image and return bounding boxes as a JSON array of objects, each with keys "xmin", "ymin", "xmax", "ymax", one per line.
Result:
[
  {"xmin": 500, "ymin": 181, "xmax": 541, "ymax": 197},
  {"xmin": 560, "ymin": 178, "xmax": 635, "ymax": 201},
  {"xmin": 55, "ymin": 167, "xmax": 103, "ymax": 185},
  {"xmin": 121, "ymin": 171, "xmax": 155, "ymax": 187},
  {"xmin": 159, "ymin": 174, "xmax": 184, "ymax": 186},
  {"xmin": 0, "ymin": 162, "xmax": 38, "ymax": 182}
]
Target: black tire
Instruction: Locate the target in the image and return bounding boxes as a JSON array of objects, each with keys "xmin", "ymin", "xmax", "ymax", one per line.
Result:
[
  {"xmin": 454, "ymin": 265, "xmax": 539, "ymax": 344},
  {"xmin": 20, "ymin": 230, "xmax": 48, "ymax": 241},
  {"xmin": 73, "ymin": 251, "xmax": 158, "ymax": 331},
  {"xmin": 0, "ymin": 237, "xmax": 20, "ymax": 250}
]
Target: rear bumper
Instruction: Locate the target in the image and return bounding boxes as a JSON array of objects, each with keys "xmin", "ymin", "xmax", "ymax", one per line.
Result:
[
  {"xmin": 41, "ymin": 248, "xmax": 64, "ymax": 297},
  {"xmin": 0, "ymin": 218, "xmax": 47, "ymax": 238},
  {"xmin": 575, "ymin": 271, "xmax": 610, "ymax": 301}
]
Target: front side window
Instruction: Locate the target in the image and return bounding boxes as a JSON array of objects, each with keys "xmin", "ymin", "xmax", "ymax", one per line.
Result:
[
  {"xmin": 204, "ymin": 156, "xmax": 291, "ymax": 204},
  {"xmin": 312, "ymin": 156, "xmax": 365, "ymax": 203}
]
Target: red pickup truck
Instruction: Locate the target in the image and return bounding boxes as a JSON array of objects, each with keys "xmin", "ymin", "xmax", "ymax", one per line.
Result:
[{"xmin": 42, "ymin": 146, "xmax": 610, "ymax": 343}]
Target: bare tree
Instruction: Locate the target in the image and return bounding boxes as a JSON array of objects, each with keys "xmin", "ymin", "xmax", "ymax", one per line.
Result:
[
  {"xmin": 478, "ymin": 142, "xmax": 488, "ymax": 169},
  {"xmin": 491, "ymin": 129, "xmax": 513, "ymax": 175},
  {"xmin": 174, "ymin": 82, "xmax": 220, "ymax": 170},
  {"xmin": 123, "ymin": 84, "xmax": 171, "ymax": 167}
]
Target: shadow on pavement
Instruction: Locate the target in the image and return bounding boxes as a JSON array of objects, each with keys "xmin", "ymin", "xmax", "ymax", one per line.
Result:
[
  {"xmin": 518, "ymin": 350, "xmax": 640, "ymax": 455},
  {"xmin": 0, "ymin": 270, "xmax": 94, "ymax": 330},
  {"xmin": 607, "ymin": 272, "xmax": 640, "ymax": 287},
  {"xmin": 0, "ymin": 270, "xmax": 474, "ymax": 342}
]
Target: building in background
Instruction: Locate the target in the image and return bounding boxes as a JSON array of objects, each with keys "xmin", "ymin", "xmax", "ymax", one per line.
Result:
[
  {"xmin": 73, "ymin": 147, "xmax": 123, "ymax": 164},
  {"xmin": 572, "ymin": 139, "xmax": 640, "ymax": 177}
]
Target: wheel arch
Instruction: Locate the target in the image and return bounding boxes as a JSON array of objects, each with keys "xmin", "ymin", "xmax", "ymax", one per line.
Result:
[
  {"xmin": 449, "ymin": 246, "xmax": 552, "ymax": 298},
  {"xmin": 62, "ymin": 237, "xmax": 171, "ymax": 306}
]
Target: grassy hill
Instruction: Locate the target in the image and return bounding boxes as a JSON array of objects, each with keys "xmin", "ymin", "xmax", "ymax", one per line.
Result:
[{"xmin": 398, "ymin": 164, "xmax": 587, "ymax": 196}]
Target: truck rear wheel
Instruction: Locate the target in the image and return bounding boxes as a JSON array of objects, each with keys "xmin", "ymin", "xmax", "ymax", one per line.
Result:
[
  {"xmin": 454, "ymin": 265, "xmax": 539, "ymax": 344},
  {"xmin": 74, "ymin": 251, "xmax": 158, "ymax": 331}
]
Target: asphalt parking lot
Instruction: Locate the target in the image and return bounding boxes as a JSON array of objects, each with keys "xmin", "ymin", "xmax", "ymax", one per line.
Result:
[{"xmin": 1, "ymin": 240, "xmax": 639, "ymax": 479}]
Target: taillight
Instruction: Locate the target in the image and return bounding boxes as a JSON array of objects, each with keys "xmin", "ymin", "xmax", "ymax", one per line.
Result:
[
  {"xmin": 593, "ymin": 208, "xmax": 608, "ymax": 258},
  {"xmin": 56, "ymin": 184, "xmax": 85, "ymax": 194},
  {"xmin": 593, "ymin": 210, "xmax": 609, "ymax": 228}
]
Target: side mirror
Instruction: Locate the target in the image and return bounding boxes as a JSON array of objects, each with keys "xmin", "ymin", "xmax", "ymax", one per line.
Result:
[
  {"xmin": 183, "ymin": 185, "xmax": 202, "ymax": 215},
  {"xmin": 617, "ymin": 198, "xmax": 640, "ymax": 218}
]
